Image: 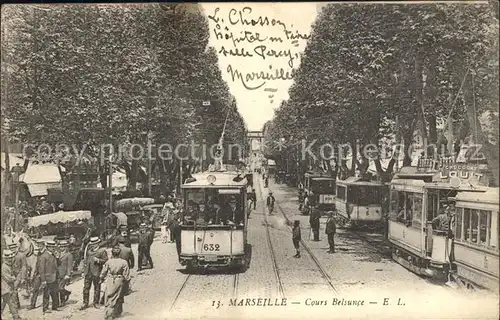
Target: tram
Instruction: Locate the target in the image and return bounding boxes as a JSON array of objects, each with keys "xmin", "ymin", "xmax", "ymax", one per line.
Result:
[
  {"xmin": 452, "ymin": 187, "xmax": 499, "ymax": 291},
  {"xmin": 303, "ymin": 171, "xmax": 336, "ymax": 215},
  {"xmin": 335, "ymin": 177, "xmax": 388, "ymax": 229},
  {"xmin": 179, "ymin": 165, "xmax": 249, "ymax": 271},
  {"xmin": 388, "ymin": 157, "xmax": 496, "ymax": 289}
]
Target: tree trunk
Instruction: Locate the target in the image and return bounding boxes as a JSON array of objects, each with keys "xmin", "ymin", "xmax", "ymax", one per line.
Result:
[
  {"xmin": 462, "ymin": 70, "xmax": 499, "ymax": 186},
  {"xmin": 128, "ymin": 160, "xmax": 138, "ymax": 191}
]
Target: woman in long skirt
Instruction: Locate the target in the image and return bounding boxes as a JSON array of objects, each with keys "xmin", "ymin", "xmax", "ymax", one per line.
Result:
[{"xmin": 100, "ymin": 245, "xmax": 131, "ymax": 319}]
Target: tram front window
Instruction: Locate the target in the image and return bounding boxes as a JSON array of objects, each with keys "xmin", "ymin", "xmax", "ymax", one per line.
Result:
[
  {"xmin": 348, "ymin": 186, "xmax": 380, "ymax": 206},
  {"xmin": 183, "ymin": 188, "xmax": 244, "ymax": 226},
  {"xmin": 412, "ymin": 194, "xmax": 423, "ymax": 227},
  {"xmin": 311, "ymin": 179, "xmax": 335, "ymax": 193}
]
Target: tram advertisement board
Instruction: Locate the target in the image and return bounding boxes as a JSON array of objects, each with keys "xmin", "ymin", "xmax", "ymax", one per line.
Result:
[{"xmin": 437, "ymin": 163, "xmax": 489, "ymax": 186}]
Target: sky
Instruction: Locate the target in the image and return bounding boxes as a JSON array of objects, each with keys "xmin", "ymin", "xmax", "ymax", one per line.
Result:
[{"xmin": 200, "ymin": 3, "xmax": 322, "ymax": 131}]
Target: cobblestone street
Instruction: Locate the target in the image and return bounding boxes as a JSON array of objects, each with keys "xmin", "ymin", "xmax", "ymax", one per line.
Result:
[{"xmin": 3, "ymin": 174, "xmax": 498, "ymax": 320}]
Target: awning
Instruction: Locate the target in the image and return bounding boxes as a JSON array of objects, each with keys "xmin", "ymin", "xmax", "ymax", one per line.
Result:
[
  {"xmin": 27, "ymin": 182, "xmax": 62, "ymax": 197},
  {"xmin": 28, "ymin": 210, "xmax": 91, "ymax": 227},
  {"xmin": 115, "ymin": 198, "xmax": 155, "ymax": 210},
  {"xmin": 111, "ymin": 212, "xmax": 128, "ymax": 227},
  {"xmin": 19, "ymin": 163, "xmax": 61, "ymax": 184}
]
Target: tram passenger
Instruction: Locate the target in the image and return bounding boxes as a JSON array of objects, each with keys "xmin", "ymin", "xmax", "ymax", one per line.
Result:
[
  {"xmin": 205, "ymin": 202, "xmax": 217, "ymax": 225},
  {"xmin": 183, "ymin": 202, "xmax": 197, "ymax": 225},
  {"xmin": 432, "ymin": 208, "xmax": 450, "ymax": 232},
  {"xmin": 195, "ymin": 204, "xmax": 208, "ymax": 227},
  {"xmin": 213, "ymin": 203, "xmax": 227, "ymax": 225},
  {"xmin": 228, "ymin": 198, "xmax": 244, "ymax": 225}
]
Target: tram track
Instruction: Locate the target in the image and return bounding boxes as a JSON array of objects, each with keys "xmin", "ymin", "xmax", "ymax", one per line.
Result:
[
  {"xmin": 169, "ymin": 274, "xmax": 192, "ymax": 312},
  {"xmin": 232, "ymin": 272, "xmax": 240, "ymax": 298},
  {"xmin": 274, "ymin": 200, "xmax": 340, "ymax": 294},
  {"xmin": 255, "ymin": 174, "xmax": 286, "ymax": 299}
]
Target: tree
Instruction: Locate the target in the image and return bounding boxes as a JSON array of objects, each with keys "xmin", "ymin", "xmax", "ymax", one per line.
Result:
[{"xmin": 263, "ymin": 2, "xmax": 498, "ymax": 184}]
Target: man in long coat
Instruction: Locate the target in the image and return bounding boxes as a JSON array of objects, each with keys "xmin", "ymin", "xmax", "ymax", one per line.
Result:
[
  {"xmin": 80, "ymin": 237, "xmax": 108, "ymax": 310},
  {"xmin": 137, "ymin": 224, "xmax": 154, "ymax": 271},
  {"xmin": 117, "ymin": 239, "xmax": 134, "ymax": 297},
  {"xmin": 27, "ymin": 241, "xmax": 43, "ymax": 310},
  {"xmin": 1, "ymin": 249, "xmax": 21, "ymax": 319},
  {"xmin": 39, "ymin": 240, "xmax": 60, "ymax": 313},
  {"xmin": 309, "ymin": 208, "xmax": 321, "ymax": 241},
  {"xmin": 57, "ymin": 240, "xmax": 73, "ymax": 306},
  {"xmin": 325, "ymin": 211, "xmax": 337, "ymax": 254}
]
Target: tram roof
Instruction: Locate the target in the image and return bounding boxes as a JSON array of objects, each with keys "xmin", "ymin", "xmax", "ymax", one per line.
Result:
[
  {"xmin": 455, "ymin": 188, "xmax": 499, "ymax": 205},
  {"xmin": 424, "ymin": 181, "xmax": 488, "ymax": 192},
  {"xmin": 182, "ymin": 171, "xmax": 247, "ymax": 189},
  {"xmin": 336, "ymin": 176, "xmax": 386, "ymax": 187},
  {"xmin": 305, "ymin": 171, "xmax": 335, "ymax": 178}
]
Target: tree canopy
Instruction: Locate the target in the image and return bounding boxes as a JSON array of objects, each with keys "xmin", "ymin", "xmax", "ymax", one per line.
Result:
[
  {"xmin": 1, "ymin": 4, "xmax": 247, "ymax": 193},
  {"xmin": 263, "ymin": 2, "xmax": 499, "ymax": 185}
]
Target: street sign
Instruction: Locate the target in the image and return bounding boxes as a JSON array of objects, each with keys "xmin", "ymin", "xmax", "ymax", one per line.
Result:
[{"xmin": 202, "ymin": 101, "xmax": 211, "ymax": 106}]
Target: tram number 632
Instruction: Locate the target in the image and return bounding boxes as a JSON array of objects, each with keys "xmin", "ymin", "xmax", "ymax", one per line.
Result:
[{"xmin": 203, "ymin": 244, "xmax": 220, "ymax": 251}]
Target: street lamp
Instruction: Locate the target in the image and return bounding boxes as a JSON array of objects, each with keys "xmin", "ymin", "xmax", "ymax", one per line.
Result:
[{"xmin": 11, "ymin": 163, "xmax": 24, "ymax": 231}]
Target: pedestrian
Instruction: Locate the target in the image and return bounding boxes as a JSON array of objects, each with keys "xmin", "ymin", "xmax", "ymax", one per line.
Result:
[
  {"xmin": 249, "ymin": 188, "xmax": 257, "ymax": 211},
  {"xmin": 80, "ymin": 236, "xmax": 108, "ymax": 310},
  {"xmin": 7, "ymin": 242, "xmax": 27, "ymax": 309},
  {"xmin": 137, "ymin": 223, "xmax": 154, "ymax": 271},
  {"xmin": 325, "ymin": 211, "xmax": 337, "ymax": 253},
  {"xmin": 27, "ymin": 240, "xmax": 43, "ymax": 310},
  {"xmin": 39, "ymin": 240, "xmax": 60, "ymax": 313},
  {"xmin": 266, "ymin": 192, "xmax": 275, "ymax": 215},
  {"xmin": 117, "ymin": 239, "xmax": 134, "ymax": 296},
  {"xmin": 57, "ymin": 240, "xmax": 73, "ymax": 306},
  {"xmin": 113, "ymin": 226, "xmax": 131, "ymax": 248},
  {"xmin": 160, "ymin": 217, "xmax": 169, "ymax": 243},
  {"xmin": 298, "ymin": 188, "xmax": 304, "ymax": 212},
  {"xmin": 169, "ymin": 211, "xmax": 179, "ymax": 243},
  {"xmin": 100, "ymin": 245, "xmax": 131, "ymax": 320},
  {"xmin": 309, "ymin": 208, "xmax": 321, "ymax": 241},
  {"xmin": 1, "ymin": 249, "xmax": 22, "ymax": 320},
  {"xmin": 264, "ymin": 175, "xmax": 269, "ymax": 188},
  {"xmin": 292, "ymin": 220, "xmax": 301, "ymax": 258},
  {"xmin": 173, "ymin": 215, "xmax": 182, "ymax": 262}
]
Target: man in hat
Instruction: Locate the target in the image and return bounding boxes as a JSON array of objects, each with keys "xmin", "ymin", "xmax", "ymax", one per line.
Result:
[
  {"xmin": 137, "ymin": 223, "xmax": 154, "ymax": 271},
  {"xmin": 113, "ymin": 226, "xmax": 131, "ymax": 248},
  {"xmin": 27, "ymin": 240, "xmax": 43, "ymax": 310},
  {"xmin": 80, "ymin": 237, "xmax": 108, "ymax": 310},
  {"xmin": 57, "ymin": 240, "xmax": 73, "ymax": 306},
  {"xmin": 228, "ymin": 197, "xmax": 241, "ymax": 224},
  {"xmin": 39, "ymin": 240, "xmax": 60, "ymax": 313},
  {"xmin": 266, "ymin": 192, "xmax": 275, "ymax": 215},
  {"xmin": 432, "ymin": 207, "xmax": 450, "ymax": 232},
  {"xmin": 325, "ymin": 211, "xmax": 337, "ymax": 254},
  {"xmin": 309, "ymin": 207, "xmax": 321, "ymax": 242},
  {"xmin": 7, "ymin": 241, "xmax": 27, "ymax": 309},
  {"xmin": 100, "ymin": 245, "xmax": 131, "ymax": 319},
  {"xmin": 1, "ymin": 249, "xmax": 22, "ymax": 319}
]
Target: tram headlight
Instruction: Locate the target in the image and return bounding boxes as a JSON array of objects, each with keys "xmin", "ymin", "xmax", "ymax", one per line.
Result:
[{"xmin": 207, "ymin": 175, "xmax": 216, "ymax": 184}]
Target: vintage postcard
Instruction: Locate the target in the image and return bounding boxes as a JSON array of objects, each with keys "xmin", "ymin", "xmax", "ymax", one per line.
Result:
[{"xmin": 0, "ymin": 2, "xmax": 499, "ymax": 320}]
